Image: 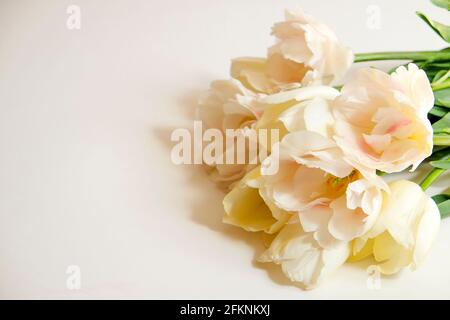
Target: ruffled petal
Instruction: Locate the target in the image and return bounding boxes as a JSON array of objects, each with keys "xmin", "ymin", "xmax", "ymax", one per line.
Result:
[{"xmin": 259, "ymin": 223, "xmax": 350, "ymax": 289}]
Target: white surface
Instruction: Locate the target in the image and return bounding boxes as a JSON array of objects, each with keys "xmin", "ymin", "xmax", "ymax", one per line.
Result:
[{"xmin": 0, "ymin": 0, "xmax": 449, "ymax": 299}]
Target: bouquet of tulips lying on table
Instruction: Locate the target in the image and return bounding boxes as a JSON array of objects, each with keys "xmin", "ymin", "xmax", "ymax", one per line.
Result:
[{"xmin": 197, "ymin": 2, "xmax": 450, "ymax": 289}]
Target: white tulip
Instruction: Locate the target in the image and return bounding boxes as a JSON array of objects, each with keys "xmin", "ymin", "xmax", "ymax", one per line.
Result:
[
  {"xmin": 260, "ymin": 85, "xmax": 340, "ymax": 138},
  {"xmin": 197, "ymin": 79, "xmax": 263, "ymax": 186},
  {"xmin": 332, "ymin": 64, "xmax": 434, "ymax": 173},
  {"xmin": 259, "ymin": 131, "xmax": 384, "ymax": 248},
  {"xmin": 351, "ymin": 180, "xmax": 441, "ymax": 274},
  {"xmin": 259, "ymin": 222, "xmax": 350, "ymax": 289},
  {"xmin": 223, "ymin": 167, "xmax": 291, "ymax": 234},
  {"xmin": 197, "ymin": 79, "xmax": 262, "ymax": 131},
  {"xmin": 231, "ymin": 9, "xmax": 353, "ymax": 93}
]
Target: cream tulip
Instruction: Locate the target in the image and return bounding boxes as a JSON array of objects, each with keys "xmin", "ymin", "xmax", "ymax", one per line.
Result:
[
  {"xmin": 197, "ymin": 79, "xmax": 262, "ymax": 132},
  {"xmin": 259, "ymin": 222, "xmax": 350, "ymax": 289},
  {"xmin": 223, "ymin": 166, "xmax": 291, "ymax": 234},
  {"xmin": 259, "ymin": 131, "xmax": 384, "ymax": 248},
  {"xmin": 332, "ymin": 64, "xmax": 434, "ymax": 173},
  {"xmin": 351, "ymin": 180, "xmax": 440, "ymax": 275},
  {"xmin": 224, "ymin": 130, "xmax": 384, "ymax": 250},
  {"xmin": 260, "ymin": 85, "xmax": 340, "ymax": 139},
  {"xmin": 197, "ymin": 79, "xmax": 264, "ymax": 186},
  {"xmin": 231, "ymin": 9, "xmax": 353, "ymax": 93}
]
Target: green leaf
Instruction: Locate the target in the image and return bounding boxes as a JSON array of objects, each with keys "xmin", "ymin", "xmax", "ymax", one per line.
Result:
[
  {"xmin": 436, "ymin": 98, "xmax": 450, "ymax": 107},
  {"xmin": 430, "ymin": 158, "xmax": 450, "ymax": 169},
  {"xmin": 428, "ymin": 146, "xmax": 450, "ymax": 160},
  {"xmin": 417, "ymin": 11, "xmax": 450, "ymax": 43},
  {"xmin": 432, "ymin": 112, "xmax": 450, "ymax": 132},
  {"xmin": 433, "ymin": 193, "xmax": 450, "ymax": 204},
  {"xmin": 434, "ymin": 88, "xmax": 450, "ymax": 107},
  {"xmin": 432, "ymin": 0, "xmax": 450, "ymax": 10},
  {"xmin": 432, "ymin": 194, "xmax": 450, "ymax": 218},
  {"xmin": 430, "ymin": 105, "xmax": 448, "ymax": 117},
  {"xmin": 437, "ymin": 199, "xmax": 450, "ymax": 218},
  {"xmin": 438, "ymin": 200, "xmax": 450, "ymax": 218},
  {"xmin": 433, "ymin": 70, "xmax": 449, "ymax": 83}
]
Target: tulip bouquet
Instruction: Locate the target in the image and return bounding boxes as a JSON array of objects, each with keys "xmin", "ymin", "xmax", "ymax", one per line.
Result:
[{"xmin": 197, "ymin": 2, "xmax": 450, "ymax": 289}]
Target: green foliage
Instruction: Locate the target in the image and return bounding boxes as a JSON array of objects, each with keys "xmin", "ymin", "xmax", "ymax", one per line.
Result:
[
  {"xmin": 432, "ymin": 112, "xmax": 450, "ymax": 133},
  {"xmin": 432, "ymin": 194, "xmax": 450, "ymax": 218},
  {"xmin": 417, "ymin": 11, "xmax": 450, "ymax": 43},
  {"xmin": 428, "ymin": 146, "xmax": 450, "ymax": 161},
  {"xmin": 432, "ymin": 0, "xmax": 450, "ymax": 10},
  {"xmin": 434, "ymin": 88, "xmax": 450, "ymax": 107},
  {"xmin": 430, "ymin": 158, "xmax": 450, "ymax": 169},
  {"xmin": 430, "ymin": 105, "xmax": 448, "ymax": 117}
]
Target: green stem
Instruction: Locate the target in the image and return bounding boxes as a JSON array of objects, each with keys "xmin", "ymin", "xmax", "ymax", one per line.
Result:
[
  {"xmin": 432, "ymin": 79, "xmax": 450, "ymax": 91},
  {"xmin": 433, "ymin": 70, "xmax": 450, "ymax": 86},
  {"xmin": 354, "ymin": 51, "xmax": 450, "ymax": 62},
  {"xmin": 420, "ymin": 168, "xmax": 445, "ymax": 190},
  {"xmin": 434, "ymin": 135, "xmax": 450, "ymax": 145}
]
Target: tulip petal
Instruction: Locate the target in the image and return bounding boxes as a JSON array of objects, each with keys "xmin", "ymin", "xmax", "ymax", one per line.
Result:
[
  {"xmin": 259, "ymin": 223, "xmax": 350, "ymax": 289},
  {"xmin": 333, "ymin": 65, "xmax": 434, "ymax": 173},
  {"xmin": 357, "ymin": 180, "xmax": 441, "ymax": 275}
]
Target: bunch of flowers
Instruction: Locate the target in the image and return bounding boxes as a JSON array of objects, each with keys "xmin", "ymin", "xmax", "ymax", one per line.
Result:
[{"xmin": 197, "ymin": 3, "xmax": 450, "ymax": 289}]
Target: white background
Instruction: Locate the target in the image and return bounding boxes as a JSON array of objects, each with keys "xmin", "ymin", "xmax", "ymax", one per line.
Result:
[{"xmin": 0, "ymin": 0, "xmax": 449, "ymax": 299}]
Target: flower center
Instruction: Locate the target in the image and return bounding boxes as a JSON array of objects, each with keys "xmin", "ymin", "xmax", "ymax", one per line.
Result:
[{"xmin": 325, "ymin": 170, "xmax": 359, "ymax": 198}]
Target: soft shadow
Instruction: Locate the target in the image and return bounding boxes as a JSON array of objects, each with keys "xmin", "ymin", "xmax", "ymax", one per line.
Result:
[
  {"xmin": 177, "ymin": 89, "xmax": 204, "ymax": 118},
  {"xmin": 252, "ymin": 258, "xmax": 302, "ymax": 288},
  {"xmin": 153, "ymin": 126, "xmax": 179, "ymax": 150},
  {"xmin": 152, "ymin": 90, "xmax": 296, "ymax": 290},
  {"xmin": 152, "ymin": 90, "xmax": 264, "ymax": 248},
  {"xmin": 152, "ymin": 89, "xmax": 305, "ymax": 290}
]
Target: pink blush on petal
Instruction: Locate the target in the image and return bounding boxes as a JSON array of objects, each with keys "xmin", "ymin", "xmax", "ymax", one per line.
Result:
[
  {"xmin": 358, "ymin": 138, "xmax": 378, "ymax": 157},
  {"xmin": 387, "ymin": 118, "xmax": 411, "ymax": 134}
]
